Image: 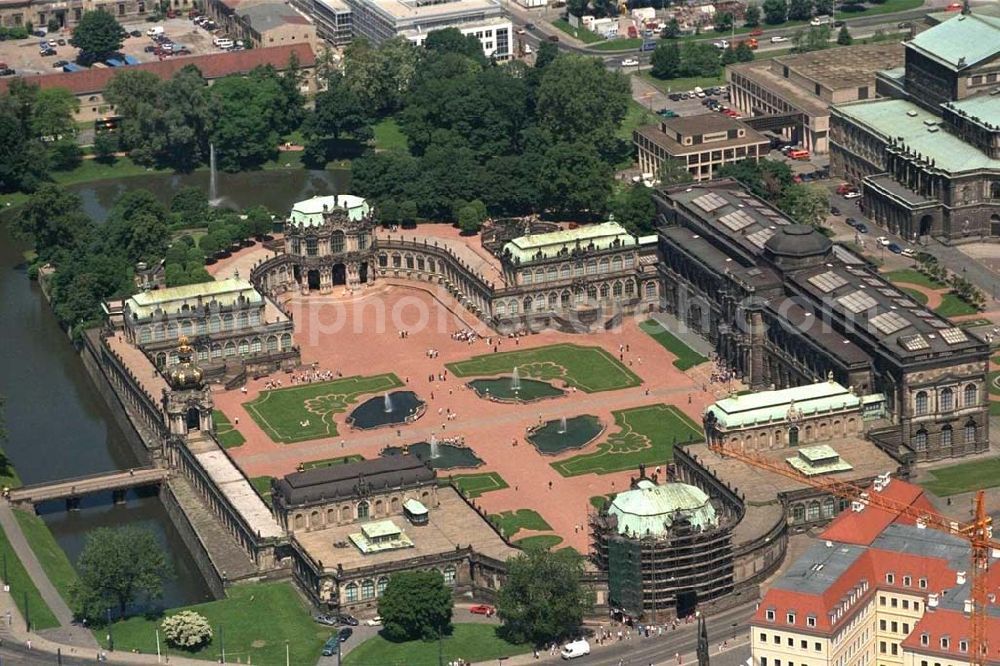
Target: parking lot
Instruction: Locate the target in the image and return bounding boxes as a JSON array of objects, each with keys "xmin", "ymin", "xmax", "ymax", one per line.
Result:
[{"xmin": 0, "ymin": 16, "xmax": 227, "ymax": 78}]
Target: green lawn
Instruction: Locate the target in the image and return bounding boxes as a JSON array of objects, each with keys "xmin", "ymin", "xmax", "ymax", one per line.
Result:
[
  {"xmin": 639, "ymin": 319, "xmax": 708, "ymax": 370},
  {"xmin": 551, "ymin": 18, "xmax": 605, "ymax": 44},
  {"xmin": 639, "ymin": 71, "xmax": 726, "ymax": 95},
  {"xmin": 552, "ymin": 404, "xmax": 703, "ymax": 477},
  {"xmin": 13, "ymin": 510, "xmax": 78, "ymax": 605},
  {"xmin": 515, "ymin": 534, "xmax": 564, "ymax": 550},
  {"xmin": 0, "ymin": 444, "xmax": 22, "ymax": 490},
  {"xmin": 899, "ymin": 287, "xmax": 929, "ymax": 306},
  {"xmin": 243, "ymin": 373, "xmax": 404, "ymax": 443},
  {"xmin": 301, "ymin": 454, "xmax": 365, "ymax": 470},
  {"xmin": 619, "ymin": 100, "xmax": 659, "ymax": 142},
  {"xmin": 921, "ymin": 457, "xmax": 1000, "ymax": 497},
  {"xmin": 589, "ymin": 494, "xmax": 615, "ymax": 510},
  {"xmin": 590, "ymin": 37, "xmax": 644, "ymax": 51},
  {"xmin": 373, "ymin": 118, "xmax": 409, "ymax": 152},
  {"xmin": 344, "ymin": 622, "xmax": 531, "ymax": 666},
  {"xmin": 845, "ymin": 0, "xmax": 923, "ymax": 18},
  {"xmin": 935, "ymin": 293, "xmax": 978, "ymax": 318},
  {"xmin": 489, "ymin": 509, "xmax": 551, "ymax": 538},
  {"xmin": 883, "ymin": 269, "xmax": 945, "ymax": 290},
  {"xmin": 450, "ymin": 472, "xmax": 509, "ymax": 499},
  {"xmin": 991, "ymin": 401, "xmax": 1000, "ymax": 416},
  {"xmin": 96, "ymin": 582, "xmax": 325, "ymax": 664},
  {"xmin": 250, "ymin": 476, "xmax": 274, "ymax": 508},
  {"xmin": 212, "ymin": 409, "xmax": 246, "ymax": 449},
  {"xmin": 0, "ymin": 517, "xmax": 59, "ymax": 630},
  {"xmin": 445, "ymin": 344, "xmax": 641, "ymax": 393}
]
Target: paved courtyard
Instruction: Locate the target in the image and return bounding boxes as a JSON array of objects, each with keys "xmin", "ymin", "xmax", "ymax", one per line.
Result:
[{"xmin": 210, "ymin": 238, "xmax": 735, "ymax": 553}]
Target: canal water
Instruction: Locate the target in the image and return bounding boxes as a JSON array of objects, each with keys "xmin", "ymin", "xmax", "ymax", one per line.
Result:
[{"xmin": 0, "ymin": 166, "xmax": 351, "ymax": 612}]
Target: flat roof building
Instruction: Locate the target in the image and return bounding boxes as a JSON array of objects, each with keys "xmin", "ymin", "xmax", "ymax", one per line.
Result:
[
  {"xmin": 207, "ymin": 0, "xmax": 319, "ymax": 49},
  {"xmin": 727, "ymin": 43, "xmax": 904, "ymax": 154},
  {"xmin": 633, "ymin": 113, "xmax": 770, "ymax": 181}
]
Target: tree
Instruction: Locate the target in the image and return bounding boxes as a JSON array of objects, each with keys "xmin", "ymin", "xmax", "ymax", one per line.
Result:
[
  {"xmin": 534, "ymin": 41, "xmax": 559, "ymax": 69},
  {"xmin": 567, "ymin": 0, "xmax": 589, "ymax": 18},
  {"xmin": 378, "ymin": 570, "xmax": 453, "ymax": 642},
  {"xmin": 837, "ymin": 25, "xmax": 853, "ymax": 44},
  {"xmin": 612, "ymin": 185, "xmax": 656, "ymax": 235},
  {"xmin": 425, "ymin": 27, "xmax": 486, "ymax": 64},
  {"xmin": 679, "ymin": 42, "xmax": 722, "ymax": 78},
  {"xmin": 93, "ymin": 132, "xmax": 118, "ymax": 164},
  {"xmin": 13, "ymin": 184, "xmax": 92, "ymax": 261},
  {"xmin": 815, "ymin": 0, "xmax": 833, "ymax": 13},
  {"xmin": 650, "ymin": 41, "xmax": 681, "ymax": 79},
  {"xmin": 721, "ymin": 46, "xmax": 739, "ymax": 66},
  {"xmin": 209, "ymin": 76, "xmax": 278, "ymax": 171},
  {"xmin": 762, "ymin": 0, "xmax": 788, "ymax": 24},
  {"xmin": 658, "ymin": 158, "xmax": 694, "ymax": 187},
  {"xmin": 170, "ymin": 187, "xmax": 210, "ymax": 228},
  {"xmin": 106, "ymin": 189, "xmax": 170, "ymax": 263},
  {"xmin": 244, "ymin": 205, "xmax": 273, "ymax": 238},
  {"xmin": 744, "ymin": 4, "xmax": 761, "ymax": 27},
  {"xmin": 304, "ymin": 74, "xmax": 374, "ymax": 164},
  {"xmin": 735, "ymin": 41, "xmax": 755, "ymax": 62},
  {"xmin": 71, "ymin": 526, "xmax": 171, "ymax": 621},
  {"xmin": 535, "ymin": 55, "xmax": 629, "ymax": 151},
  {"xmin": 781, "ymin": 183, "xmax": 830, "ymax": 227},
  {"xmin": 840, "ymin": 0, "xmax": 865, "ymax": 10},
  {"xmin": 714, "ymin": 12, "xmax": 734, "ymax": 32},
  {"xmin": 69, "ymin": 10, "xmax": 126, "ymax": 63},
  {"xmin": 662, "ymin": 18, "xmax": 681, "ymax": 39},
  {"xmin": 48, "ymin": 139, "xmax": 83, "ymax": 171},
  {"xmin": 343, "ymin": 37, "xmax": 420, "ymax": 116},
  {"xmin": 31, "ymin": 88, "xmax": 79, "ymax": 140},
  {"xmin": 717, "ymin": 158, "xmax": 793, "ymax": 203},
  {"xmin": 793, "ymin": 25, "xmax": 831, "ymax": 53},
  {"xmin": 457, "ymin": 199, "xmax": 487, "ymax": 234},
  {"xmin": 787, "ymin": 0, "xmax": 814, "ymax": 21},
  {"xmin": 497, "ymin": 548, "xmax": 593, "ymax": 646},
  {"xmin": 161, "ymin": 611, "xmax": 213, "ymax": 649},
  {"xmin": 0, "ymin": 94, "xmax": 48, "ymax": 192}
]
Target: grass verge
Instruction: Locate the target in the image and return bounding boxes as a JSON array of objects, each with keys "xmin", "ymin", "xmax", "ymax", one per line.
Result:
[
  {"xmin": 450, "ymin": 472, "xmax": 508, "ymax": 499},
  {"xmin": 883, "ymin": 269, "xmax": 945, "ymax": 290},
  {"xmin": 551, "ymin": 18, "xmax": 605, "ymax": 44},
  {"xmin": 0, "ymin": 518, "xmax": 59, "ymax": 630},
  {"xmin": 343, "ymin": 622, "xmax": 531, "ymax": 666},
  {"xmin": 515, "ymin": 535, "xmax": 564, "ymax": 550},
  {"xmin": 921, "ymin": 457, "xmax": 1000, "ymax": 497},
  {"xmin": 212, "ymin": 410, "xmax": 245, "ymax": 449},
  {"xmin": 639, "ymin": 319, "xmax": 708, "ymax": 370},
  {"xmin": 373, "ymin": 118, "xmax": 409, "ymax": 152},
  {"xmin": 250, "ymin": 476, "xmax": 274, "ymax": 508},
  {"xmin": 12, "ymin": 510, "xmax": 78, "ymax": 606},
  {"xmin": 935, "ymin": 293, "xmax": 978, "ymax": 319},
  {"xmin": 489, "ymin": 509, "xmax": 552, "ymax": 539}
]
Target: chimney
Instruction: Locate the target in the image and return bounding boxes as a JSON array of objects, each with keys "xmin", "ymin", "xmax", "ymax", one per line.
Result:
[
  {"xmin": 928, "ymin": 593, "xmax": 939, "ymax": 609},
  {"xmin": 964, "ymin": 599, "xmax": 973, "ymax": 614},
  {"xmin": 957, "ymin": 571, "xmax": 967, "ymax": 585}
]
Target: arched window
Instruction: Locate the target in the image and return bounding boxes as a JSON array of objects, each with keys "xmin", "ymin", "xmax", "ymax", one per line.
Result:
[
  {"xmin": 224, "ymin": 341, "xmax": 237, "ymax": 358},
  {"xmin": 792, "ymin": 504, "xmax": 805, "ymax": 523},
  {"xmin": 310, "ymin": 511, "xmax": 320, "ymax": 528},
  {"xmin": 587, "ymin": 285, "xmax": 597, "ymax": 301},
  {"xmin": 357, "ymin": 501, "xmax": 370, "ymax": 519},
  {"xmin": 822, "ymin": 497, "xmax": 835, "ymax": 518},
  {"xmin": 374, "ymin": 499, "xmax": 384, "ymax": 516},
  {"xmin": 914, "ymin": 429, "xmax": 928, "ymax": 451},
  {"xmin": 293, "ymin": 514, "xmax": 304, "ymax": 529},
  {"xmin": 940, "ymin": 387, "xmax": 954, "ymax": 411},
  {"xmin": 391, "ymin": 497, "xmax": 400, "ymax": 512},
  {"xmin": 560, "ymin": 291, "xmax": 570, "ymax": 307},
  {"xmin": 645, "ymin": 282, "xmax": 657, "ymax": 298},
  {"xmin": 598, "ymin": 258, "xmax": 609, "ymax": 273},
  {"xmin": 443, "ymin": 565, "xmax": 457, "ymax": 586},
  {"xmin": 376, "ymin": 577, "xmax": 389, "ymax": 596},
  {"xmin": 238, "ymin": 339, "xmax": 249, "ymax": 355},
  {"xmin": 250, "ymin": 337, "xmax": 262, "ymax": 353},
  {"xmin": 966, "ymin": 421, "xmax": 977, "ymax": 444},
  {"xmin": 941, "ymin": 425, "xmax": 952, "ymax": 448},
  {"xmin": 345, "ymin": 583, "xmax": 358, "ymax": 602},
  {"xmin": 965, "ymin": 383, "xmax": 978, "ymax": 407},
  {"xmin": 612, "ymin": 256, "xmax": 623, "ymax": 272},
  {"xmin": 496, "ymin": 302, "xmax": 506, "ymax": 316},
  {"xmin": 560, "ymin": 265, "xmax": 570, "ymax": 280},
  {"xmin": 806, "ymin": 501, "xmax": 820, "ymax": 521},
  {"xmin": 267, "ymin": 335, "xmax": 278, "ymax": 352},
  {"xmin": 361, "ymin": 579, "xmax": 375, "ymax": 600},
  {"xmin": 139, "ymin": 328, "xmax": 152, "ymax": 344},
  {"xmin": 280, "ymin": 333, "xmax": 292, "ymax": 350},
  {"xmin": 341, "ymin": 505, "xmax": 352, "ymax": 521},
  {"xmin": 547, "ymin": 266, "xmax": 557, "ymax": 282},
  {"xmin": 600, "ymin": 284, "xmax": 610, "ymax": 299},
  {"xmin": 915, "ymin": 391, "xmax": 928, "ymax": 415},
  {"xmin": 612, "ymin": 281, "xmax": 623, "ymax": 298},
  {"xmin": 305, "ymin": 236, "xmax": 318, "ymax": 256},
  {"xmin": 788, "ymin": 426, "xmax": 799, "ymax": 447}
]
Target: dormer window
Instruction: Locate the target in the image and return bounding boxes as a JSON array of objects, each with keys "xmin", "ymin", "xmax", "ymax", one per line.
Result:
[
  {"xmin": 766, "ymin": 609, "xmax": 775, "ymax": 621},
  {"xmin": 903, "ymin": 576, "xmax": 911, "ymax": 587},
  {"xmin": 886, "ymin": 573, "xmax": 895, "ymax": 584},
  {"xmin": 960, "ymin": 640, "xmax": 968, "ymax": 653},
  {"xmin": 919, "ymin": 577, "xmax": 928, "ymax": 589},
  {"xmin": 941, "ymin": 637, "xmax": 950, "ymax": 649},
  {"xmin": 787, "ymin": 612, "xmax": 795, "ymax": 624},
  {"xmin": 920, "ymin": 633, "xmax": 928, "ymax": 646},
  {"xmin": 807, "ymin": 616, "xmax": 817, "ymax": 628}
]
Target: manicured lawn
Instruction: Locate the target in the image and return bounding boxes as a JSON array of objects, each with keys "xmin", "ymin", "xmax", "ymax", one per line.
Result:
[
  {"xmin": 490, "ymin": 509, "xmax": 551, "ymax": 538},
  {"xmin": 991, "ymin": 401, "xmax": 1000, "ymax": 416},
  {"xmin": 212, "ymin": 409, "xmax": 245, "ymax": 449},
  {"xmin": 639, "ymin": 319, "xmax": 708, "ymax": 370},
  {"xmin": 935, "ymin": 293, "xmax": 978, "ymax": 318},
  {"xmin": 0, "ymin": 518, "xmax": 59, "ymax": 630},
  {"xmin": 590, "ymin": 37, "xmax": 643, "ymax": 51},
  {"xmin": 618, "ymin": 100, "xmax": 659, "ymax": 143},
  {"xmin": 95, "ymin": 582, "xmax": 326, "ymax": 664},
  {"xmin": 373, "ymin": 118, "xmax": 408, "ymax": 152},
  {"xmin": 343, "ymin": 622, "xmax": 532, "ymax": 666},
  {"xmin": 446, "ymin": 344, "xmax": 641, "ymax": 393},
  {"xmin": 13, "ymin": 510, "xmax": 78, "ymax": 605},
  {"xmin": 301, "ymin": 454, "xmax": 365, "ymax": 470},
  {"xmin": 515, "ymin": 534, "xmax": 564, "ymax": 550},
  {"xmin": 450, "ymin": 472, "xmax": 509, "ymax": 499},
  {"xmin": 51, "ymin": 156, "xmax": 166, "ymax": 187},
  {"xmin": 639, "ymin": 71, "xmax": 726, "ymax": 94},
  {"xmin": 551, "ymin": 18, "xmax": 605, "ymax": 44},
  {"xmin": 899, "ymin": 287, "xmax": 929, "ymax": 306},
  {"xmin": 844, "ymin": 0, "xmax": 922, "ymax": 18},
  {"xmin": 552, "ymin": 404, "xmax": 703, "ymax": 477},
  {"xmin": 0, "ymin": 444, "xmax": 22, "ymax": 490},
  {"xmin": 589, "ymin": 494, "xmax": 614, "ymax": 510},
  {"xmin": 921, "ymin": 457, "xmax": 1000, "ymax": 497},
  {"xmin": 250, "ymin": 476, "xmax": 274, "ymax": 508},
  {"xmin": 883, "ymin": 269, "xmax": 945, "ymax": 290},
  {"xmin": 243, "ymin": 373, "xmax": 404, "ymax": 443}
]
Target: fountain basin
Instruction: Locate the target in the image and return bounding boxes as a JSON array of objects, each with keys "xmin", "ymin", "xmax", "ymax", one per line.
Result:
[
  {"xmin": 347, "ymin": 391, "xmax": 425, "ymax": 430},
  {"xmin": 527, "ymin": 415, "xmax": 604, "ymax": 455},
  {"xmin": 381, "ymin": 442, "xmax": 483, "ymax": 470},
  {"xmin": 468, "ymin": 376, "xmax": 565, "ymax": 403}
]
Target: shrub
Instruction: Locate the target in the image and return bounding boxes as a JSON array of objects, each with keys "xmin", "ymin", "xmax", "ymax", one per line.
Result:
[{"xmin": 161, "ymin": 611, "xmax": 213, "ymax": 649}]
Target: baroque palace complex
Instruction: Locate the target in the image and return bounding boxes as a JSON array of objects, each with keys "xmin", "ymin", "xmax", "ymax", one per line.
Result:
[{"xmin": 91, "ymin": 171, "xmax": 992, "ymax": 634}]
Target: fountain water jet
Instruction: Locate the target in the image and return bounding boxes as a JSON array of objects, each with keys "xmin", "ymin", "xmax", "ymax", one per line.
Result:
[
  {"xmin": 208, "ymin": 143, "xmax": 220, "ymax": 205},
  {"xmin": 511, "ymin": 367, "xmax": 522, "ymax": 392},
  {"xmin": 558, "ymin": 416, "xmax": 567, "ymax": 434},
  {"xmin": 429, "ymin": 434, "xmax": 440, "ymax": 459},
  {"xmin": 384, "ymin": 392, "xmax": 394, "ymax": 413}
]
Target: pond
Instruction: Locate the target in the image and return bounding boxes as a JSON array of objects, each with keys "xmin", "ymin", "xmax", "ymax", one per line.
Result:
[
  {"xmin": 527, "ymin": 415, "xmax": 604, "ymax": 455},
  {"xmin": 347, "ymin": 391, "xmax": 425, "ymax": 430},
  {"xmin": 468, "ymin": 377, "xmax": 565, "ymax": 403},
  {"xmin": 381, "ymin": 440, "xmax": 484, "ymax": 470}
]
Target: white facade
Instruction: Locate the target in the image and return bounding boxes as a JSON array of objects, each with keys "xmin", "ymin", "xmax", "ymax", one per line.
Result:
[
  {"xmin": 515, "ymin": 0, "xmax": 546, "ymax": 7},
  {"xmin": 405, "ymin": 18, "xmax": 513, "ymax": 60}
]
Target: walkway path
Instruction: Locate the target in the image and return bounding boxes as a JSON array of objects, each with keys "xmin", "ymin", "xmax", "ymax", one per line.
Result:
[{"xmin": 0, "ymin": 503, "xmax": 97, "ymax": 649}]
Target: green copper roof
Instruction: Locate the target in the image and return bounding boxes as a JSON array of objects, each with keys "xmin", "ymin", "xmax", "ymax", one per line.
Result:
[
  {"xmin": 946, "ymin": 95, "xmax": 1000, "ymax": 130},
  {"xmin": 786, "ymin": 445, "xmax": 854, "ymax": 476},
  {"xmin": 706, "ymin": 380, "xmax": 879, "ymax": 429},
  {"xmin": 608, "ymin": 480, "xmax": 717, "ymax": 537},
  {"xmin": 289, "ymin": 194, "xmax": 370, "ymax": 227},
  {"xmin": 835, "ymin": 98, "xmax": 1000, "ymax": 174},
  {"xmin": 503, "ymin": 222, "xmax": 637, "ymax": 263},
  {"xmin": 126, "ymin": 278, "xmax": 260, "ymax": 319},
  {"xmin": 907, "ymin": 14, "xmax": 1000, "ymax": 70}
]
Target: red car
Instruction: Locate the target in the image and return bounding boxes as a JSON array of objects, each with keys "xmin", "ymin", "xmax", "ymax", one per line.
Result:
[
  {"xmin": 945, "ymin": 2, "xmax": 962, "ymax": 10},
  {"xmin": 836, "ymin": 183, "xmax": 855, "ymax": 195},
  {"xmin": 469, "ymin": 604, "xmax": 495, "ymax": 616},
  {"xmin": 750, "ymin": 28, "xmax": 763, "ymax": 36}
]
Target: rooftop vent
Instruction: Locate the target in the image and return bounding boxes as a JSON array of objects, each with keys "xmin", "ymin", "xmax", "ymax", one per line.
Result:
[
  {"xmin": 957, "ymin": 571, "xmax": 967, "ymax": 585},
  {"xmin": 907, "ymin": 110, "xmax": 918, "ymax": 117},
  {"xmin": 928, "ymin": 593, "xmax": 939, "ymax": 609},
  {"xmin": 927, "ymin": 126, "xmax": 940, "ymax": 133}
]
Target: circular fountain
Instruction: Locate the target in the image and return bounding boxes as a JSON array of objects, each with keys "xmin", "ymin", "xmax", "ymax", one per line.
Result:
[
  {"xmin": 381, "ymin": 438, "xmax": 483, "ymax": 470},
  {"xmin": 468, "ymin": 367, "xmax": 565, "ymax": 403},
  {"xmin": 526, "ymin": 415, "xmax": 604, "ymax": 455},
  {"xmin": 347, "ymin": 391, "xmax": 425, "ymax": 430}
]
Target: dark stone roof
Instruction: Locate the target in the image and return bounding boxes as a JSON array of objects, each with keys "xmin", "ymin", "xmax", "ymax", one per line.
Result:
[
  {"xmin": 274, "ymin": 454, "xmax": 434, "ymax": 507},
  {"xmin": 764, "ymin": 225, "xmax": 832, "ymax": 258}
]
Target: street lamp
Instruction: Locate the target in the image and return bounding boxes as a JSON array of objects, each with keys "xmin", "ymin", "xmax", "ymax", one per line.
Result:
[{"xmin": 106, "ymin": 607, "xmax": 113, "ymax": 651}]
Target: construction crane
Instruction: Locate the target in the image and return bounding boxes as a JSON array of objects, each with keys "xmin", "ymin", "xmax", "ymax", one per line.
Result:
[{"xmin": 706, "ymin": 439, "xmax": 999, "ymax": 665}]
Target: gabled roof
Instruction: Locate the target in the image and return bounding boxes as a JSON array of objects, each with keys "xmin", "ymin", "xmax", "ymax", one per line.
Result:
[
  {"xmin": 906, "ymin": 13, "xmax": 1000, "ymax": 71},
  {"xmin": 820, "ymin": 478, "xmax": 932, "ymax": 546}
]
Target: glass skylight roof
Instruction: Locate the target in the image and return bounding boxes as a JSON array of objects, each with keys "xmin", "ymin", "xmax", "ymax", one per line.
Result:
[
  {"xmin": 871, "ymin": 311, "xmax": 911, "ymax": 336},
  {"xmin": 808, "ymin": 271, "xmax": 848, "ymax": 293}
]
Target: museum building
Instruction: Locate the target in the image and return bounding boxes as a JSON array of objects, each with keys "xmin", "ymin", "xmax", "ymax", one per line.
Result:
[{"xmin": 654, "ymin": 180, "xmax": 990, "ymax": 461}]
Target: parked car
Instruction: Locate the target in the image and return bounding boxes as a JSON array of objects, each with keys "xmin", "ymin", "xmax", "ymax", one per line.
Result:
[
  {"xmin": 338, "ymin": 614, "xmax": 359, "ymax": 626},
  {"xmin": 144, "ymin": 45, "xmax": 156, "ymax": 52},
  {"xmin": 750, "ymin": 28, "xmax": 763, "ymax": 36},
  {"xmin": 856, "ymin": 223, "xmax": 869, "ymax": 234},
  {"xmin": 888, "ymin": 242, "xmax": 903, "ymax": 254},
  {"xmin": 621, "ymin": 57, "xmax": 639, "ymax": 67},
  {"xmin": 845, "ymin": 217, "xmax": 859, "ymax": 228},
  {"xmin": 338, "ymin": 627, "xmax": 353, "ymax": 642},
  {"xmin": 365, "ymin": 616, "xmax": 382, "ymax": 626},
  {"xmin": 844, "ymin": 191, "xmax": 862, "ymax": 199},
  {"xmin": 836, "ymin": 183, "xmax": 854, "ymax": 195},
  {"xmin": 560, "ymin": 639, "xmax": 591, "ymax": 660},
  {"xmin": 713, "ymin": 39, "xmax": 729, "ymax": 49},
  {"xmin": 770, "ymin": 35, "xmax": 788, "ymax": 43},
  {"xmin": 833, "ymin": 20, "xmax": 845, "ymax": 27},
  {"xmin": 830, "ymin": 206, "xmax": 841, "ymax": 216},
  {"xmin": 876, "ymin": 236, "xmax": 890, "ymax": 247},
  {"xmin": 57, "ymin": 38, "xmax": 65, "ymax": 45},
  {"xmin": 321, "ymin": 636, "xmax": 339, "ymax": 657},
  {"xmin": 901, "ymin": 247, "xmax": 916, "ymax": 258},
  {"xmin": 469, "ymin": 604, "xmax": 495, "ymax": 615},
  {"xmin": 0, "ymin": 68, "xmax": 14, "ymax": 76},
  {"xmin": 130, "ymin": 30, "xmax": 142, "ymax": 37},
  {"xmin": 314, "ymin": 614, "xmax": 338, "ymax": 626},
  {"xmin": 945, "ymin": 2, "xmax": 962, "ymax": 10},
  {"xmin": 39, "ymin": 48, "xmax": 56, "ymax": 56},
  {"xmin": 53, "ymin": 59, "xmax": 68, "ymax": 68}
]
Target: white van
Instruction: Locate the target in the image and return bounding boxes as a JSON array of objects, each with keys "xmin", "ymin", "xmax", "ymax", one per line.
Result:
[
  {"xmin": 560, "ymin": 639, "xmax": 590, "ymax": 660},
  {"xmin": 147, "ymin": 26, "xmax": 164, "ymax": 36},
  {"xmin": 810, "ymin": 15, "xmax": 832, "ymax": 26},
  {"xmin": 214, "ymin": 37, "xmax": 234, "ymax": 49}
]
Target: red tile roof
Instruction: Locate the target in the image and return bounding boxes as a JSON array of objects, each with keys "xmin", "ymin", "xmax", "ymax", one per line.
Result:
[
  {"xmin": 820, "ymin": 478, "xmax": 933, "ymax": 546},
  {"xmin": 902, "ymin": 608, "xmax": 1000, "ymax": 665},
  {"xmin": 0, "ymin": 44, "xmax": 315, "ymax": 97}
]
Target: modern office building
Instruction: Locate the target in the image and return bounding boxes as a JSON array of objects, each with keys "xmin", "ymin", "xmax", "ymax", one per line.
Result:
[
  {"xmin": 655, "ymin": 180, "xmax": 990, "ymax": 461},
  {"xmin": 344, "ymin": 0, "xmax": 511, "ymax": 59},
  {"xmin": 633, "ymin": 113, "xmax": 770, "ymax": 181},
  {"xmin": 831, "ymin": 12, "xmax": 1000, "ymax": 242},
  {"xmin": 310, "ymin": 0, "xmax": 353, "ymax": 45},
  {"xmin": 727, "ymin": 43, "xmax": 904, "ymax": 154}
]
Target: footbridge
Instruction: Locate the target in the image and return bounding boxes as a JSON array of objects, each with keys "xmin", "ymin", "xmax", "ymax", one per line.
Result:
[{"xmin": 7, "ymin": 467, "xmax": 170, "ymax": 509}]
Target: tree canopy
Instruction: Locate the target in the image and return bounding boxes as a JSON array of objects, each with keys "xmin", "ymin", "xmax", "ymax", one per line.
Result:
[
  {"xmin": 378, "ymin": 570, "xmax": 453, "ymax": 642},
  {"xmin": 70, "ymin": 10, "xmax": 127, "ymax": 63}
]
